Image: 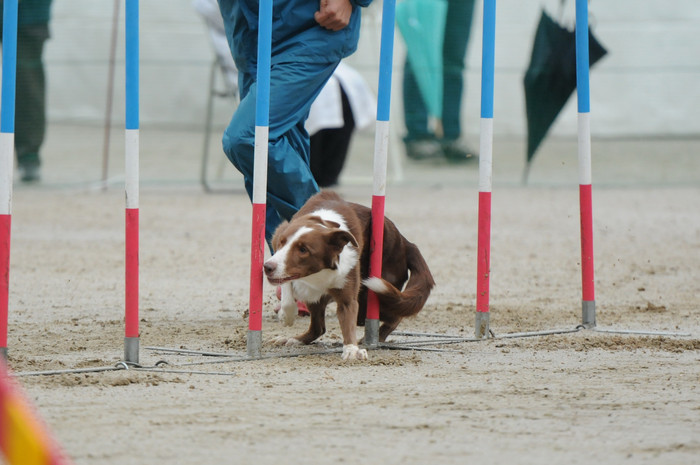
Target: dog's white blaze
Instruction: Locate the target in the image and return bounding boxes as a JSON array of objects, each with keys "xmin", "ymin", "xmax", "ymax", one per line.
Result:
[
  {"xmin": 362, "ymin": 277, "xmax": 388, "ymax": 294},
  {"xmin": 265, "ymin": 226, "xmax": 313, "ymax": 279}
]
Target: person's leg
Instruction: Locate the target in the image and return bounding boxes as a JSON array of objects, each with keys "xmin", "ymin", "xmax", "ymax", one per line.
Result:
[
  {"xmin": 441, "ymin": 0, "xmax": 475, "ymax": 141},
  {"xmin": 309, "ymin": 86, "xmax": 355, "ymax": 188},
  {"xmin": 402, "ymin": 55, "xmax": 431, "ymax": 142},
  {"xmin": 222, "ymin": 60, "xmax": 338, "ymax": 246},
  {"xmin": 15, "ymin": 26, "xmax": 50, "ymax": 181}
]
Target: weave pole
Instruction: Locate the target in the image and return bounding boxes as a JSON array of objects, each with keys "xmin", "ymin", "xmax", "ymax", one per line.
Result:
[
  {"xmin": 124, "ymin": 0, "xmax": 140, "ymax": 363},
  {"xmin": 0, "ymin": 0, "xmax": 18, "ymax": 360},
  {"xmin": 475, "ymin": 0, "xmax": 496, "ymax": 339},
  {"xmin": 575, "ymin": 0, "xmax": 596, "ymax": 327},
  {"xmin": 246, "ymin": 0, "xmax": 273, "ymax": 358},
  {"xmin": 365, "ymin": 0, "xmax": 397, "ymax": 348}
]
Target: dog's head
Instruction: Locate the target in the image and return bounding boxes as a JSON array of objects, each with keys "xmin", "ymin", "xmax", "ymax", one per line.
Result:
[{"xmin": 263, "ymin": 215, "xmax": 358, "ymax": 285}]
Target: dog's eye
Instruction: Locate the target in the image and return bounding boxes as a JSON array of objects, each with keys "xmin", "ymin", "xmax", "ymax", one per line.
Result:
[{"xmin": 298, "ymin": 244, "xmax": 308, "ymax": 254}]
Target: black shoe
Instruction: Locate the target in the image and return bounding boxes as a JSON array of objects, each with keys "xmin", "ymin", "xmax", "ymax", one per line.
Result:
[
  {"xmin": 19, "ymin": 164, "xmax": 41, "ymax": 183},
  {"xmin": 441, "ymin": 141, "xmax": 477, "ymax": 163},
  {"xmin": 405, "ymin": 139, "xmax": 442, "ymax": 160}
]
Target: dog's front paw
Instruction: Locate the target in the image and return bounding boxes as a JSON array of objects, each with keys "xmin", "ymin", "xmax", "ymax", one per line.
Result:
[
  {"xmin": 272, "ymin": 336, "xmax": 302, "ymax": 347},
  {"xmin": 342, "ymin": 344, "xmax": 368, "ymax": 361},
  {"xmin": 278, "ymin": 302, "xmax": 297, "ymax": 327}
]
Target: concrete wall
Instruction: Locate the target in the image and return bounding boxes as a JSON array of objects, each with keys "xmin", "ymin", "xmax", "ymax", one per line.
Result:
[{"xmin": 13, "ymin": 0, "xmax": 700, "ymax": 137}]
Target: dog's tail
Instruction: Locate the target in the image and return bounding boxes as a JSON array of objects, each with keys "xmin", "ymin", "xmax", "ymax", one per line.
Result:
[{"xmin": 362, "ymin": 241, "xmax": 435, "ymax": 317}]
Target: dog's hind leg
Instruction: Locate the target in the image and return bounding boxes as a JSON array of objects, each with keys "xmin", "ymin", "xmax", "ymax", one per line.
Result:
[{"xmin": 378, "ymin": 317, "xmax": 402, "ymax": 342}]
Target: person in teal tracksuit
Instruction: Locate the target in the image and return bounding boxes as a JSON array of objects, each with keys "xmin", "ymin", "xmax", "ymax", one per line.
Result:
[
  {"xmin": 0, "ymin": 0, "xmax": 53, "ymax": 182},
  {"xmin": 217, "ymin": 0, "xmax": 372, "ymax": 249}
]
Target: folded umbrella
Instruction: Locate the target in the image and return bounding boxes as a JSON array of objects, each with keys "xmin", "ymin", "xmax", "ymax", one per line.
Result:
[{"xmin": 523, "ymin": 9, "xmax": 607, "ymax": 183}]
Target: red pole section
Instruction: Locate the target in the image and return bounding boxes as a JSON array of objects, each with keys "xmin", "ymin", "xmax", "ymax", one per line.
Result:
[
  {"xmin": 367, "ymin": 194, "xmax": 385, "ymax": 323},
  {"xmin": 248, "ymin": 202, "xmax": 266, "ymax": 334},
  {"xmin": 579, "ymin": 184, "xmax": 595, "ymax": 301},
  {"xmin": 0, "ymin": 215, "xmax": 10, "ymax": 356},
  {"xmin": 476, "ymin": 191, "xmax": 491, "ymax": 313},
  {"xmin": 124, "ymin": 208, "xmax": 139, "ymax": 338}
]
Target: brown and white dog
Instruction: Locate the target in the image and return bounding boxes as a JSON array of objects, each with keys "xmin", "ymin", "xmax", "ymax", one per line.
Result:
[{"xmin": 263, "ymin": 191, "xmax": 435, "ymax": 360}]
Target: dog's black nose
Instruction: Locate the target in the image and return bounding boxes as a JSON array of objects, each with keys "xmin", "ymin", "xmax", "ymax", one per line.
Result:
[{"xmin": 263, "ymin": 261, "xmax": 276, "ymax": 275}]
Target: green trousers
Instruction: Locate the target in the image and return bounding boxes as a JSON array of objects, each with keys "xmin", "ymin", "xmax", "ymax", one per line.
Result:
[
  {"xmin": 402, "ymin": 0, "xmax": 476, "ymax": 142},
  {"xmin": 11, "ymin": 25, "xmax": 49, "ymax": 167}
]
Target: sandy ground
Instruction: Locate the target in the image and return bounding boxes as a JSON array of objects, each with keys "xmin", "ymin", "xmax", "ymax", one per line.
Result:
[{"xmin": 3, "ymin": 125, "xmax": 700, "ymax": 464}]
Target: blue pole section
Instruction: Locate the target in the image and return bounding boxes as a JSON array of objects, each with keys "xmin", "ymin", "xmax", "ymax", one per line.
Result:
[
  {"xmin": 575, "ymin": 0, "xmax": 590, "ymax": 113},
  {"xmin": 125, "ymin": 0, "xmax": 139, "ymax": 130},
  {"xmin": 376, "ymin": 0, "xmax": 396, "ymax": 122},
  {"xmin": 1, "ymin": 0, "xmax": 18, "ymax": 134},
  {"xmin": 480, "ymin": 0, "xmax": 496, "ymax": 119},
  {"xmin": 256, "ymin": 0, "xmax": 272, "ymax": 128}
]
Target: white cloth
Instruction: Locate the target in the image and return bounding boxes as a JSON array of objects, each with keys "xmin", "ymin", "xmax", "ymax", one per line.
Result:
[
  {"xmin": 193, "ymin": 0, "xmax": 376, "ymax": 135},
  {"xmin": 305, "ymin": 62, "xmax": 376, "ymax": 135}
]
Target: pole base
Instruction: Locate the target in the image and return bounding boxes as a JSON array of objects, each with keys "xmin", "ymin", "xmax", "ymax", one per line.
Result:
[
  {"xmin": 124, "ymin": 336, "xmax": 139, "ymax": 364},
  {"xmin": 582, "ymin": 300, "xmax": 596, "ymax": 328},
  {"xmin": 247, "ymin": 330, "xmax": 262, "ymax": 358},
  {"xmin": 475, "ymin": 312, "xmax": 490, "ymax": 339},
  {"xmin": 364, "ymin": 319, "xmax": 380, "ymax": 348}
]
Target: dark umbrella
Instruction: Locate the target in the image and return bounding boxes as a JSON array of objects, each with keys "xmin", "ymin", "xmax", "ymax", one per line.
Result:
[{"xmin": 523, "ymin": 9, "xmax": 607, "ymax": 183}]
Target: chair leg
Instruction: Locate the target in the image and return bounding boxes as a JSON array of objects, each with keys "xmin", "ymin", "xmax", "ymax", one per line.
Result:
[{"xmin": 200, "ymin": 59, "xmax": 219, "ymax": 192}]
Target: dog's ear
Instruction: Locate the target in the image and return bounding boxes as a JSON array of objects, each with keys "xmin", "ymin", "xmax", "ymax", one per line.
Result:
[
  {"xmin": 327, "ymin": 229, "xmax": 358, "ymax": 251},
  {"xmin": 309, "ymin": 215, "xmax": 341, "ymax": 230},
  {"xmin": 324, "ymin": 229, "xmax": 358, "ymax": 269},
  {"xmin": 271, "ymin": 221, "xmax": 289, "ymax": 253}
]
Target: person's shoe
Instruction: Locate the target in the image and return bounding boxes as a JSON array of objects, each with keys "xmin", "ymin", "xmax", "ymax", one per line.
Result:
[
  {"xmin": 441, "ymin": 140, "xmax": 477, "ymax": 163},
  {"xmin": 18, "ymin": 164, "xmax": 41, "ymax": 183},
  {"xmin": 405, "ymin": 139, "xmax": 442, "ymax": 160}
]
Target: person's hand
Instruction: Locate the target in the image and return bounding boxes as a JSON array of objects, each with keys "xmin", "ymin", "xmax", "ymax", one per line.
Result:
[{"xmin": 314, "ymin": 0, "xmax": 353, "ymax": 31}]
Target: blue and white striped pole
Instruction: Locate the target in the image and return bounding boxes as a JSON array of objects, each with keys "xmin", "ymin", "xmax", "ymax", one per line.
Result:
[
  {"xmin": 475, "ymin": 0, "xmax": 496, "ymax": 339},
  {"xmin": 124, "ymin": 0, "xmax": 140, "ymax": 363},
  {"xmin": 365, "ymin": 0, "xmax": 397, "ymax": 347},
  {"xmin": 0, "ymin": 0, "xmax": 18, "ymax": 360},
  {"xmin": 575, "ymin": 0, "xmax": 596, "ymax": 327},
  {"xmin": 247, "ymin": 0, "xmax": 273, "ymax": 358}
]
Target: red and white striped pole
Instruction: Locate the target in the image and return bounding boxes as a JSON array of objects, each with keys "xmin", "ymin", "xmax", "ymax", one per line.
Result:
[
  {"xmin": 366, "ymin": 0, "xmax": 397, "ymax": 347},
  {"xmin": 124, "ymin": 0, "xmax": 140, "ymax": 363},
  {"xmin": 247, "ymin": 0, "xmax": 273, "ymax": 358},
  {"xmin": 0, "ymin": 0, "xmax": 18, "ymax": 360},
  {"xmin": 475, "ymin": 0, "xmax": 496, "ymax": 338},
  {"xmin": 575, "ymin": 0, "xmax": 596, "ymax": 327}
]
